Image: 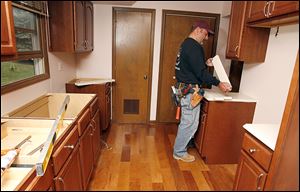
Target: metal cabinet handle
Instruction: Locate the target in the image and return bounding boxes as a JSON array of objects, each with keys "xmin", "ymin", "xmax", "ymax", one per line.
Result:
[
  {"xmin": 200, "ymin": 113, "xmax": 207, "ymax": 126},
  {"xmin": 256, "ymin": 173, "xmax": 264, "ymax": 191},
  {"xmin": 234, "ymin": 45, "xmax": 239, "ymax": 57},
  {"xmin": 63, "ymin": 145, "xmax": 74, "ymax": 149},
  {"xmin": 144, "ymin": 75, "xmax": 148, "ymax": 80},
  {"xmin": 269, "ymin": 1, "xmax": 275, "ymax": 16},
  {"xmin": 264, "ymin": 2, "xmax": 269, "ymax": 17},
  {"xmin": 173, "ymin": 76, "xmax": 176, "ymax": 80},
  {"xmin": 249, "ymin": 148, "xmax": 256, "ymax": 154},
  {"xmin": 58, "ymin": 177, "xmax": 65, "ymax": 190}
]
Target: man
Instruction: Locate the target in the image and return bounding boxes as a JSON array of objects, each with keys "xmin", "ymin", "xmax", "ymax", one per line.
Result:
[{"xmin": 173, "ymin": 21, "xmax": 232, "ymax": 162}]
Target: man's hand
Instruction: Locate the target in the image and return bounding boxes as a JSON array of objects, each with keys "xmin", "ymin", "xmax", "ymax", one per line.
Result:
[
  {"xmin": 206, "ymin": 58, "xmax": 213, "ymax": 66},
  {"xmin": 218, "ymin": 82, "xmax": 232, "ymax": 93}
]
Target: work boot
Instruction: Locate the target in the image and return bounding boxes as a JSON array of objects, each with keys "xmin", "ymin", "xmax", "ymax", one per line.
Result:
[
  {"xmin": 173, "ymin": 153, "xmax": 195, "ymax": 162},
  {"xmin": 187, "ymin": 137, "xmax": 195, "ymax": 148}
]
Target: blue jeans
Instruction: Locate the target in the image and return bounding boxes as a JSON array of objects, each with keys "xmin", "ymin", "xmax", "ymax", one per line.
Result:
[{"xmin": 173, "ymin": 93, "xmax": 200, "ymax": 157}]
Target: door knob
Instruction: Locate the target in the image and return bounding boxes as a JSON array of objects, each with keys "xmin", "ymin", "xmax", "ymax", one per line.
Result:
[
  {"xmin": 144, "ymin": 75, "xmax": 148, "ymax": 80},
  {"xmin": 173, "ymin": 76, "xmax": 176, "ymax": 80}
]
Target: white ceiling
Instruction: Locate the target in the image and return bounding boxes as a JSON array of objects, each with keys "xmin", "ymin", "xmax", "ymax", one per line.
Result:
[{"xmin": 91, "ymin": 1, "xmax": 136, "ymax": 6}]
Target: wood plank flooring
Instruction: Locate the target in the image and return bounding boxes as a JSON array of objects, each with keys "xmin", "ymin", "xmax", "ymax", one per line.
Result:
[{"xmin": 88, "ymin": 123, "xmax": 237, "ymax": 191}]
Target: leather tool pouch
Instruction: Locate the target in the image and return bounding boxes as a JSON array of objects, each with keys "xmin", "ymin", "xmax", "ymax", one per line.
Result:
[{"xmin": 190, "ymin": 92, "xmax": 203, "ymax": 108}]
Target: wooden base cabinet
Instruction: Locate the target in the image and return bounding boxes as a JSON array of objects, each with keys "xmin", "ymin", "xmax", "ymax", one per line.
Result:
[
  {"xmin": 54, "ymin": 143, "xmax": 83, "ymax": 191},
  {"xmin": 194, "ymin": 99, "xmax": 256, "ymax": 164},
  {"xmin": 233, "ymin": 132, "xmax": 273, "ymax": 191},
  {"xmin": 2, "ymin": 93, "xmax": 98, "ymax": 191},
  {"xmin": 234, "ymin": 150, "xmax": 267, "ymax": 191},
  {"xmin": 66, "ymin": 80, "xmax": 112, "ymax": 131}
]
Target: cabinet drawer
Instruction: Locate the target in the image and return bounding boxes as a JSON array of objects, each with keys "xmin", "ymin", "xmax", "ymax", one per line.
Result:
[
  {"xmin": 52, "ymin": 126, "xmax": 79, "ymax": 175},
  {"xmin": 201, "ymin": 99, "xmax": 209, "ymax": 113},
  {"xmin": 242, "ymin": 132, "xmax": 273, "ymax": 171},
  {"xmin": 78, "ymin": 109, "xmax": 91, "ymax": 136},
  {"xmin": 89, "ymin": 98, "xmax": 98, "ymax": 118}
]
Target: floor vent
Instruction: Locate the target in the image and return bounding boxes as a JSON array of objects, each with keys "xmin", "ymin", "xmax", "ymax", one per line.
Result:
[{"xmin": 123, "ymin": 99, "xmax": 139, "ymax": 114}]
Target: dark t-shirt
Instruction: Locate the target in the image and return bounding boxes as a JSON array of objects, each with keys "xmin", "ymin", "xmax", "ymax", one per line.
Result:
[{"xmin": 175, "ymin": 37, "xmax": 220, "ymax": 86}]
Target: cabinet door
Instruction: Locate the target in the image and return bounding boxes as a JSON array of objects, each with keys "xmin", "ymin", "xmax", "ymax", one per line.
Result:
[
  {"xmin": 1, "ymin": 1, "xmax": 16, "ymax": 55},
  {"xmin": 79, "ymin": 123, "xmax": 94, "ymax": 190},
  {"xmin": 85, "ymin": 1, "xmax": 93, "ymax": 51},
  {"xmin": 233, "ymin": 150, "xmax": 267, "ymax": 191},
  {"xmin": 54, "ymin": 143, "xmax": 83, "ymax": 191},
  {"xmin": 268, "ymin": 1, "xmax": 299, "ymax": 18},
  {"xmin": 226, "ymin": 1, "xmax": 246, "ymax": 59},
  {"xmin": 194, "ymin": 110, "xmax": 207, "ymax": 156},
  {"xmin": 74, "ymin": 1, "xmax": 85, "ymax": 52},
  {"xmin": 92, "ymin": 110, "xmax": 101, "ymax": 165},
  {"xmin": 247, "ymin": 1, "xmax": 268, "ymax": 22}
]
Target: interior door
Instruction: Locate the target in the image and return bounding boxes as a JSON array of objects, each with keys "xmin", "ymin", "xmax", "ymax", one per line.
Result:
[
  {"xmin": 113, "ymin": 8, "xmax": 155, "ymax": 123},
  {"xmin": 156, "ymin": 10, "xmax": 220, "ymax": 123}
]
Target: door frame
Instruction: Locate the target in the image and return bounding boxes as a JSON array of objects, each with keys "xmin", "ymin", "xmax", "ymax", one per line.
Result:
[
  {"xmin": 112, "ymin": 7, "xmax": 155, "ymax": 123},
  {"xmin": 156, "ymin": 9, "xmax": 220, "ymax": 122}
]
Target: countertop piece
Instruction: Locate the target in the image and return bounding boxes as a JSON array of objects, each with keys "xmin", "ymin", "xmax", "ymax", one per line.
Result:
[
  {"xmin": 203, "ymin": 87, "xmax": 257, "ymax": 102},
  {"xmin": 243, "ymin": 123, "xmax": 281, "ymax": 151},
  {"xmin": 69, "ymin": 78, "xmax": 115, "ymax": 86}
]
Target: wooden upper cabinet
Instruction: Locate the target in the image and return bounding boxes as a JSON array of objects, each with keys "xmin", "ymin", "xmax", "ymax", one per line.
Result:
[
  {"xmin": 74, "ymin": 1, "xmax": 86, "ymax": 52},
  {"xmin": 49, "ymin": 1, "xmax": 94, "ymax": 52},
  {"xmin": 85, "ymin": 1, "xmax": 94, "ymax": 51},
  {"xmin": 226, "ymin": 1, "xmax": 270, "ymax": 63},
  {"xmin": 226, "ymin": 1, "xmax": 246, "ymax": 60},
  {"xmin": 247, "ymin": 1, "xmax": 299, "ymax": 27},
  {"xmin": 1, "ymin": 1, "xmax": 16, "ymax": 55}
]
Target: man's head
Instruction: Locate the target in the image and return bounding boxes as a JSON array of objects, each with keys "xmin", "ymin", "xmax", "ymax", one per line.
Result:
[{"xmin": 190, "ymin": 21, "xmax": 214, "ymax": 44}]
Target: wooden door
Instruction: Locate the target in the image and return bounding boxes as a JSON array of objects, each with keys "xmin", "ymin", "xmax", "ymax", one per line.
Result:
[
  {"xmin": 74, "ymin": 1, "xmax": 85, "ymax": 52},
  {"xmin": 233, "ymin": 150, "xmax": 267, "ymax": 191},
  {"xmin": 85, "ymin": 1, "xmax": 93, "ymax": 51},
  {"xmin": 113, "ymin": 8, "xmax": 155, "ymax": 123},
  {"xmin": 226, "ymin": 1, "xmax": 246, "ymax": 59},
  {"xmin": 156, "ymin": 10, "xmax": 220, "ymax": 123},
  {"xmin": 1, "ymin": 1, "xmax": 16, "ymax": 55}
]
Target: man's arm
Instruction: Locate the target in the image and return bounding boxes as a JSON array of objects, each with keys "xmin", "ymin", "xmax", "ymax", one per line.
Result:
[{"xmin": 187, "ymin": 45, "xmax": 220, "ymax": 86}]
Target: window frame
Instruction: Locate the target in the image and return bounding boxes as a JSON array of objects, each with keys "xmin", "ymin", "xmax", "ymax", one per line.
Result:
[{"xmin": 1, "ymin": 4, "xmax": 50, "ymax": 95}]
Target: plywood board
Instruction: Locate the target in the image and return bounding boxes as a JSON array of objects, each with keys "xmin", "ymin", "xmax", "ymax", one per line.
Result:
[
  {"xmin": 1, "ymin": 168, "xmax": 32, "ymax": 191},
  {"xmin": 212, "ymin": 55, "xmax": 232, "ymax": 87}
]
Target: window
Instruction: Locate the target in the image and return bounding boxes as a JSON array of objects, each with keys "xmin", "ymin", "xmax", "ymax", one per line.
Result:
[{"xmin": 1, "ymin": 1, "xmax": 49, "ymax": 94}]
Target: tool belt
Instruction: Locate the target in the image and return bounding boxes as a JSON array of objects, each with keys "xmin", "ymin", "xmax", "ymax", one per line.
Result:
[
  {"xmin": 175, "ymin": 82, "xmax": 204, "ymax": 108},
  {"xmin": 175, "ymin": 82, "xmax": 204, "ymax": 97}
]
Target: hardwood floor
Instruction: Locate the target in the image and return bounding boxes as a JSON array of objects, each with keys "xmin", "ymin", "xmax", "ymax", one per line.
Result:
[{"xmin": 88, "ymin": 123, "xmax": 237, "ymax": 191}]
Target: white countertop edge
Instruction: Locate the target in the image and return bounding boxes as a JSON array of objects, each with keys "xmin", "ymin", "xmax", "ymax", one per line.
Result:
[
  {"xmin": 243, "ymin": 123, "xmax": 281, "ymax": 151},
  {"xmin": 204, "ymin": 97, "xmax": 257, "ymax": 102}
]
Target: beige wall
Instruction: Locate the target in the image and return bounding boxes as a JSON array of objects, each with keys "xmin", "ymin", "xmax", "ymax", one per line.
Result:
[
  {"xmin": 240, "ymin": 24, "xmax": 299, "ymax": 124},
  {"xmin": 1, "ymin": 52, "xmax": 77, "ymax": 116},
  {"xmin": 76, "ymin": 1, "xmax": 232, "ymax": 120}
]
